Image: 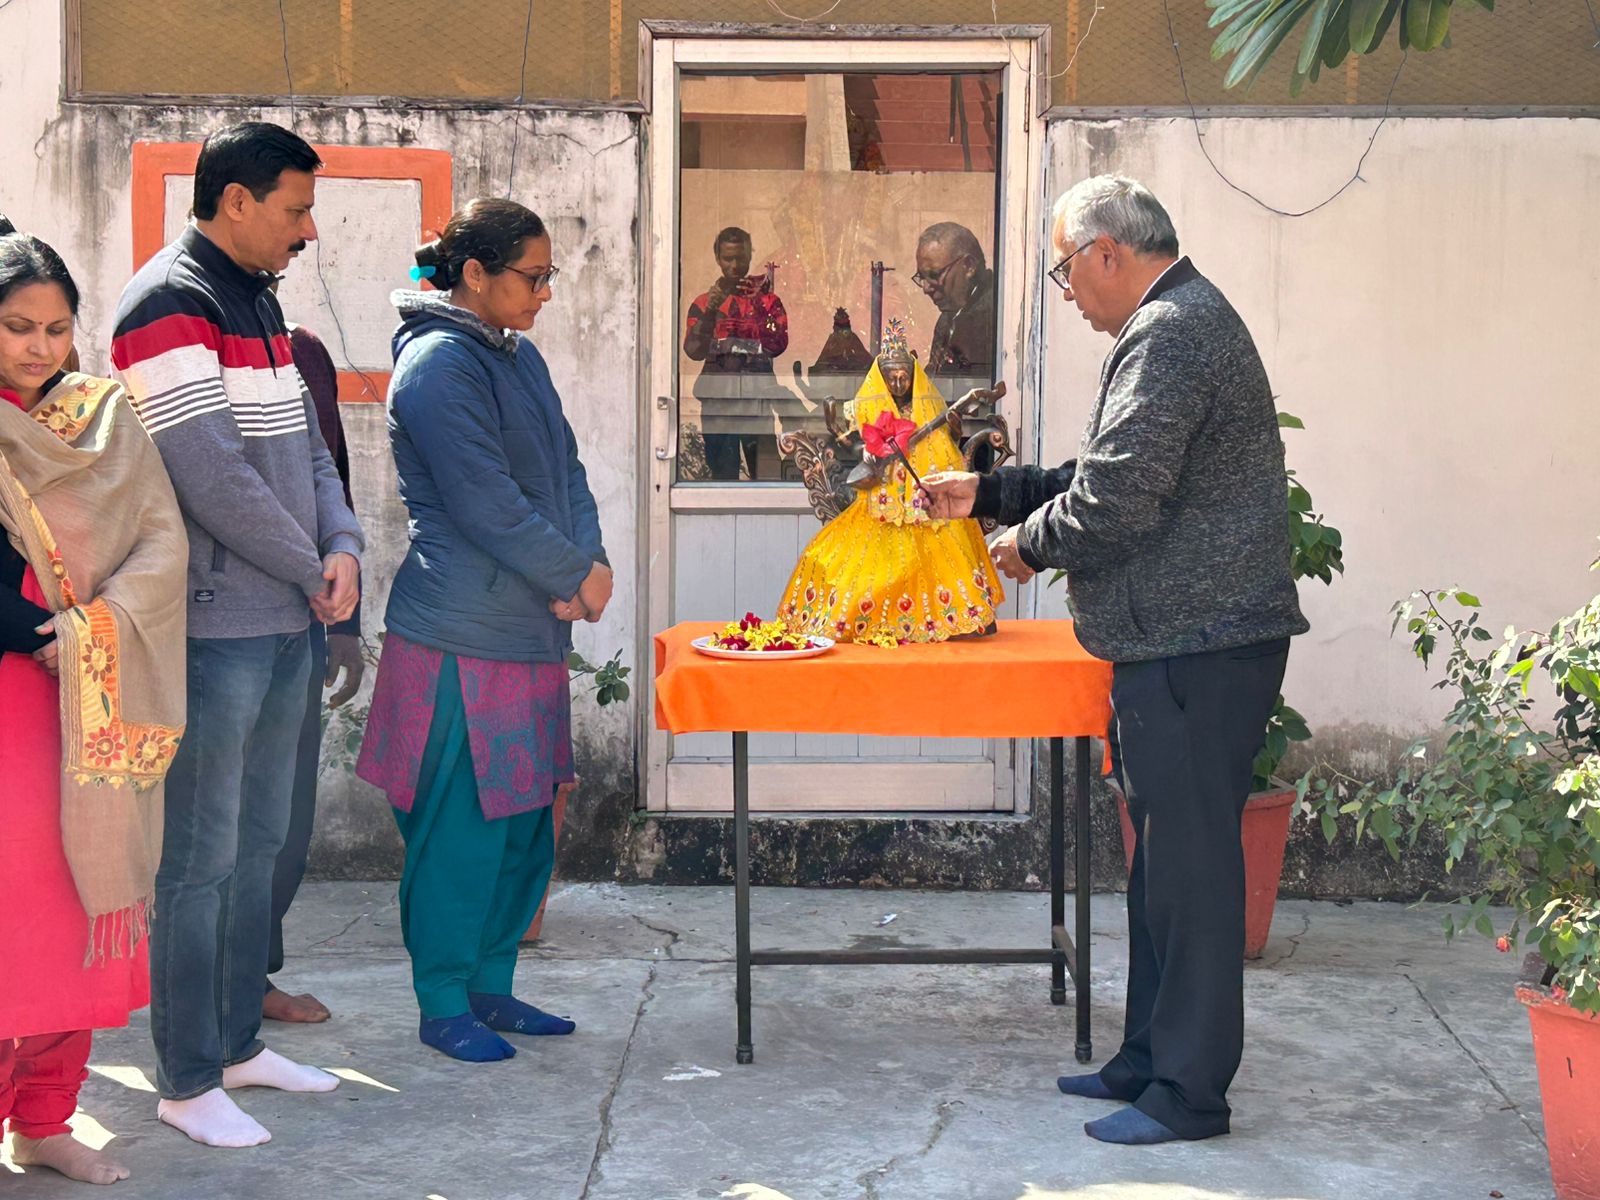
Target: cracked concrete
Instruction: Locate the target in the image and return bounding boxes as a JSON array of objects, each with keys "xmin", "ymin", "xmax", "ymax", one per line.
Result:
[
  {"xmin": 580, "ymin": 962, "xmax": 660, "ymax": 1199},
  {"xmin": 855, "ymin": 1098, "xmax": 964, "ymax": 1199},
  {"xmin": 0, "ymin": 884, "xmax": 1558, "ymax": 1200}
]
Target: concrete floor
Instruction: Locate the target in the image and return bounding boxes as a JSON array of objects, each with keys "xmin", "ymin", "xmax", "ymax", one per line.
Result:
[{"xmin": 1, "ymin": 882, "xmax": 1554, "ymax": 1200}]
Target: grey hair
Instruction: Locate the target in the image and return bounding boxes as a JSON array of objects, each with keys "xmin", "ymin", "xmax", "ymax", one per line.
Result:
[
  {"xmin": 917, "ymin": 221, "xmax": 987, "ymax": 272},
  {"xmin": 1051, "ymin": 176, "xmax": 1179, "ymax": 258}
]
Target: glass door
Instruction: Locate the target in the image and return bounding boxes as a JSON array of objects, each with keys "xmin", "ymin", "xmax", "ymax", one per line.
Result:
[{"xmin": 643, "ymin": 32, "xmax": 1048, "ymax": 813}]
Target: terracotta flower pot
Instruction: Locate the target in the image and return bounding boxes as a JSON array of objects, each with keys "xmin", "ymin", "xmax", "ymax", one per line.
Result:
[
  {"xmin": 521, "ymin": 780, "xmax": 574, "ymax": 943},
  {"xmin": 1115, "ymin": 786, "xmax": 1296, "ymax": 960},
  {"xmin": 1518, "ymin": 984, "xmax": 1600, "ymax": 1200}
]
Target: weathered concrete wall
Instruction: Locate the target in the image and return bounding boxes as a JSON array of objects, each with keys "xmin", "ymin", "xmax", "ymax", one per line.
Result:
[
  {"xmin": 1, "ymin": 0, "xmax": 642, "ymax": 883},
  {"xmin": 6, "ymin": 0, "xmax": 1596, "ymax": 897}
]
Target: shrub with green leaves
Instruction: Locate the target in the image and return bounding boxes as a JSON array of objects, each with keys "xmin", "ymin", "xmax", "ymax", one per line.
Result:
[{"xmin": 1302, "ymin": 571, "xmax": 1600, "ymax": 1012}]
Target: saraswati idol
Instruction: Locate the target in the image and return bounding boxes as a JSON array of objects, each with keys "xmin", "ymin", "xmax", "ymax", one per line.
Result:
[{"xmin": 776, "ymin": 320, "xmax": 1011, "ymax": 645}]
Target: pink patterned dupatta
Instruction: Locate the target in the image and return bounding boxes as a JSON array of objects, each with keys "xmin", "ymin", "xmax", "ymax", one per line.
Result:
[{"xmin": 356, "ymin": 633, "xmax": 573, "ymax": 820}]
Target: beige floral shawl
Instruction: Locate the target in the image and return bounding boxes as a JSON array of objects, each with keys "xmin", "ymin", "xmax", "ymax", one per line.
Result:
[{"xmin": 0, "ymin": 373, "xmax": 187, "ymax": 963}]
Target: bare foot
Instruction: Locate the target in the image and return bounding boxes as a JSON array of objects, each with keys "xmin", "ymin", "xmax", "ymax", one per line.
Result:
[
  {"xmin": 11, "ymin": 1133, "xmax": 131, "ymax": 1184},
  {"xmin": 263, "ymin": 986, "xmax": 332, "ymax": 1023},
  {"xmin": 157, "ymin": 1089, "xmax": 270, "ymax": 1148}
]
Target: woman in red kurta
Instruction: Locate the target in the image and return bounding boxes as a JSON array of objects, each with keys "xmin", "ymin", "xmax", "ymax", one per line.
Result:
[{"xmin": 0, "ymin": 226, "xmax": 187, "ymax": 1184}]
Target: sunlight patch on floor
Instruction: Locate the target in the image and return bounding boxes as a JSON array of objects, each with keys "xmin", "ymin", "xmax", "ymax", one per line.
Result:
[
  {"xmin": 88, "ymin": 1063, "xmax": 157, "ymax": 1092},
  {"xmin": 326, "ymin": 1067, "xmax": 401, "ymax": 1093},
  {"xmin": 66, "ymin": 1109, "xmax": 117, "ymax": 1150}
]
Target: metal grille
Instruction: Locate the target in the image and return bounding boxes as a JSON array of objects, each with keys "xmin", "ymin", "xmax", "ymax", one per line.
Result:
[{"xmin": 76, "ymin": 0, "xmax": 1600, "ymax": 107}]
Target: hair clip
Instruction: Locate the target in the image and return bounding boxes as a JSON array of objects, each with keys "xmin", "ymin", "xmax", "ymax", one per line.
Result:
[{"xmin": 409, "ymin": 264, "xmax": 437, "ymax": 282}]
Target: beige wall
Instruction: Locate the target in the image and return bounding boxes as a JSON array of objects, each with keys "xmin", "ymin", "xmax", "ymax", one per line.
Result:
[{"xmin": 1044, "ymin": 116, "xmax": 1600, "ymax": 749}]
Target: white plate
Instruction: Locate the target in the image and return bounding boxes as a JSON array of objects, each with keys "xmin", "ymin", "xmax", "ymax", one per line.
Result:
[{"xmin": 690, "ymin": 634, "xmax": 836, "ymax": 661}]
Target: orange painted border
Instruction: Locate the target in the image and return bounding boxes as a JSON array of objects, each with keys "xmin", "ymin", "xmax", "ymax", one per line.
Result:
[{"xmin": 130, "ymin": 142, "xmax": 453, "ymax": 402}]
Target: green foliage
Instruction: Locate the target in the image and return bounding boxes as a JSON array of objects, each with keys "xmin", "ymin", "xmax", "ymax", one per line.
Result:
[
  {"xmin": 567, "ymin": 649, "xmax": 633, "ymax": 708},
  {"xmin": 1207, "ymin": 0, "xmax": 1495, "ymax": 95},
  {"xmin": 1254, "ymin": 695, "xmax": 1311, "ymax": 793},
  {"xmin": 1282, "ymin": 412, "xmax": 1345, "ymax": 587},
  {"xmin": 1252, "ymin": 413, "xmax": 1342, "ymax": 787},
  {"xmin": 1300, "ymin": 569, "xmax": 1600, "ymax": 1013}
]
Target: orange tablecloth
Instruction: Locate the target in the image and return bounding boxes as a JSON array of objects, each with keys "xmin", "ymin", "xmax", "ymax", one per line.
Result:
[{"xmin": 654, "ymin": 620, "xmax": 1113, "ymax": 739}]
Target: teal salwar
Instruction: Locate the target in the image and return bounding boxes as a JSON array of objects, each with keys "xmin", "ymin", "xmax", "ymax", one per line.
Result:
[{"xmin": 393, "ymin": 656, "xmax": 556, "ymax": 1019}]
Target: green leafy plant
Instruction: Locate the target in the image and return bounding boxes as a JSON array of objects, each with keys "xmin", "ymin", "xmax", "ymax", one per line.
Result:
[
  {"xmin": 1300, "ymin": 566, "xmax": 1600, "ymax": 1012},
  {"xmin": 1253, "ymin": 412, "xmax": 1342, "ymax": 790},
  {"xmin": 568, "ymin": 649, "xmax": 632, "ymax": 707},
  {"xmin": 1207, "ymin": 0, "xmax": 1496, "ymax": 95}
]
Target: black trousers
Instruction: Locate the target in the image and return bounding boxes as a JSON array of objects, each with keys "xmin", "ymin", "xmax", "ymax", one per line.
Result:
[
  {"xmin": 1099, "ymin": 637, "xmax": 1290, "ymax": 1138},
  {"xmin": 267, "ymin": 622, "xmax": 327, "ymax": 983}
]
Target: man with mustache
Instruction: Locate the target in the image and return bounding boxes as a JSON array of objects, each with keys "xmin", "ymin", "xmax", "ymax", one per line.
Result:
[{"xmin": 111, "ymin": 121, "xmax": 364, "ymax": 1149}]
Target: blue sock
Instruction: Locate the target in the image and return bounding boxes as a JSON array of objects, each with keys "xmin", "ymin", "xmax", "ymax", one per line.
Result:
[
  {"xmin": 1083, "ymin": 1106, "xmax": 1186, "ymax": 1145},
  {"xmin": 468, "ymin": 992, "xmax": 576, "ymax": 1036},
  {"xmin": 419, "ymin": 1013, "xmax": 516, "ymax": 1062},
  {"xmin": 1057, "ymin": 1071, "xmax": 1119, "ymax": 1100}
]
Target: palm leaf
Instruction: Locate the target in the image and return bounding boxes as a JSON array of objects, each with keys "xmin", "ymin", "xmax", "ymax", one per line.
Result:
[
  {"xmin": 1295, "ymin": 0, "xmax": 1338, "ymax": 75},
  {"xmin": 1350, "ymin": 0, "xmax": 1400, "ymax": 51},
  {"xmin": 1225, "ymin": 0, "xmax": 1318, "ymax": 89},
  {"xmin": 1212, "ymin": 0, "xmax": 1281, "ymax": 58},
  {"xmin": 1321, "ymin": 0, "xmax": 1354, "ymax": 66},
  {"xmin": 1208, "ymin": 0, "xmax": 1272, "ymax": 26},
  {"xmin": 1404, "ymin": 0, "xmax": 1454, "ymax": 51}
]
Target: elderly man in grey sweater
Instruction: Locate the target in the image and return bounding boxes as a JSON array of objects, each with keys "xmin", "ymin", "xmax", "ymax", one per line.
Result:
[{"xmin": 924, "ymin": 176, "xmax": 1308, "ymax": 1145}]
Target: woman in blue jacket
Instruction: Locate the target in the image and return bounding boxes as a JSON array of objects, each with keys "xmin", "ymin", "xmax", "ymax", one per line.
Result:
[{"xmin": 357, "ymin": 199, "xmax": 612, "ymax": 1063}]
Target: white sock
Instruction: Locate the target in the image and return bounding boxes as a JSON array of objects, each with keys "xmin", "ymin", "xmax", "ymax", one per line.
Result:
[
  {"xmin": 222, "ymin": 1047, "xmax": 339, "ymax": 1093},
  {"xmin": 157, "ymin": 1089, "xmax": 271, "ymax": 1148}
]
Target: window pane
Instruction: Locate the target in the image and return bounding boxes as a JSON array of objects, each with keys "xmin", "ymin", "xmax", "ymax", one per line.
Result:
[{"xmin": 676, "ymin": 70, "xmax": 1002, "ymax": 484}]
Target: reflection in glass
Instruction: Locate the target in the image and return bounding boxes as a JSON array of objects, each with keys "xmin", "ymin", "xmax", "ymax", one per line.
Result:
[
  {"xmin": 677, "ymin": 71, "xmax": 1002, "ymax": 485},
  {"xmin": 681, "ymin": 227, "xmax": 791, "ymax": 481}
]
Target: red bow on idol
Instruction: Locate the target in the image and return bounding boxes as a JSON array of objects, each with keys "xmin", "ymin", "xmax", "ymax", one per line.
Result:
[
  {"xmin": 862, "ymin": 409, "xmax": 925, "ymax": 492},
  {"xmin": 861, "ymin": 410, "xmax": 916, "ymax": 460}
]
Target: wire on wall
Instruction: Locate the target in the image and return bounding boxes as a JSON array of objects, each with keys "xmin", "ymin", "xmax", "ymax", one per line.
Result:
[
  {"xmin": 1159, "ymin": 0, "xmax": 1406, "ymax": 219},
  {"xmin": 506, "ymin": 0, "xmax": 537, "ymax": 198}
]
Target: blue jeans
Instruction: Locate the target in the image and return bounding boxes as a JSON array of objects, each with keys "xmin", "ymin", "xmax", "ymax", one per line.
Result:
[
  {"xmin": 151, "ymin": 632, "xmax": 311, "ymax": 1099},
  {"xmin": 267, "ymin": 622, "xmax": 326, "ymax": 982}
]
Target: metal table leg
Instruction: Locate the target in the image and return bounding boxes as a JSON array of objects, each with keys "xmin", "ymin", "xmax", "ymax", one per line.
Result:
[
  {"xmin": 1075, "ymin": 735, "xmax": 1094, "ymax": 1063},
  {"xmin": 734, "ymin": 731, "xmax": 753, "ymax": 1064},
  {"xmin": 1049, "ymin": 738, "xmax": 1067, "ymax": 1005}
]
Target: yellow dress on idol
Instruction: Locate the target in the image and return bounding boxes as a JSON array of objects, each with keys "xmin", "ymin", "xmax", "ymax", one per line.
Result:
[{"xmin": 777, "ymin": 357, "xmax": 1003, "ymax": 644}]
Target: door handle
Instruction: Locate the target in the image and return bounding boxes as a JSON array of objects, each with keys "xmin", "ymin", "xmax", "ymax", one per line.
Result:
[{"xmin": 654, "ymin": 395, "xmax": 677, "ymax": 461}]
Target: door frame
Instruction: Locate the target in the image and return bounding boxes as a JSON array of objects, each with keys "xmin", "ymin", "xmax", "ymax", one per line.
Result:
[{"xmin": 639, "ymin": 24, "xmax": 1052, "ymax": 814}]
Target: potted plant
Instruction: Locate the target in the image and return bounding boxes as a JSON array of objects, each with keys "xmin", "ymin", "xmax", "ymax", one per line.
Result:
[
  {"xmin": 1103, "ymin": 411, "xmax": 1341, "ymax": 958},
  {"xmin": 1302, "ymin": 565, "xmax": 1600, "ymax": 1200}
]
